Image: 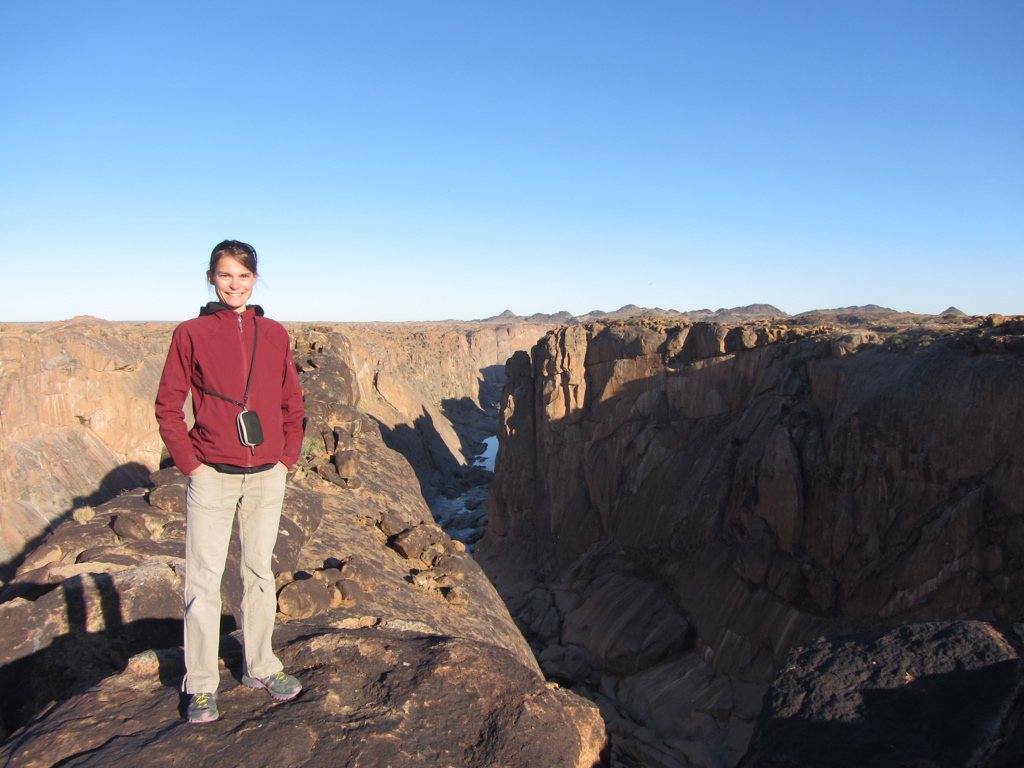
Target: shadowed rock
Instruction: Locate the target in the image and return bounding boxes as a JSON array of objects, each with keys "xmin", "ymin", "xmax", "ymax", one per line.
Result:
[
  {"xmin": 480, "ymin": 315, "xmax": 1024, "ymax": 767},
  {"xmin": 741, "ymin": 621, "xmax": 1024, "ymax": 767}
]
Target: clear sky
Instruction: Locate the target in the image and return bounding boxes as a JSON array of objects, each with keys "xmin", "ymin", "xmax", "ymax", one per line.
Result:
[{"xmin": 2, "ymin": 1, "xmax": 1021, "ymax": 322}]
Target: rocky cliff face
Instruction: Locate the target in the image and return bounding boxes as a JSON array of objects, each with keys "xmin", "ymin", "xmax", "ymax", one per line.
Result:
[
  {"xmin": 479, "ymin": 315, "xmax": 1024, "ymax": 767},
  {"xmin": 0, "ymin": 318, "xmax": 173, "ymax": 573},
  {"xmin": 0, "ymin": 323, "xmax": 604, "ymax": 766}
]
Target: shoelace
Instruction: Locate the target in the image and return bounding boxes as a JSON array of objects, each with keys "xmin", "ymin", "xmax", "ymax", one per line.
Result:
[{"xmin": 193, "ymin": 693, "xmax": 214, "ymax": 707}]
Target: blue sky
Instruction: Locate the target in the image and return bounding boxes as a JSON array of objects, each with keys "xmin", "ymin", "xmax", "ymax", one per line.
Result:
[{"xmin": 2, "ymin": 1, "xmax": 1021, "ymax": 322}]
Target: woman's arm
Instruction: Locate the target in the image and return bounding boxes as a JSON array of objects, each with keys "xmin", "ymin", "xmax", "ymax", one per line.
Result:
[
  {"xmin": 155, "ymin": 326, "xmax": 204, "ymax": 475},
  {"xmin": 278, "ymin": 338, "xmax": 305, "ymax": 470}
]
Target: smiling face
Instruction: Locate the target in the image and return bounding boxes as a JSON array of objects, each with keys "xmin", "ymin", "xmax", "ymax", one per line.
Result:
[{"xmin": 208, "ymin": 255, "xmax": 256, "ymax": 313}]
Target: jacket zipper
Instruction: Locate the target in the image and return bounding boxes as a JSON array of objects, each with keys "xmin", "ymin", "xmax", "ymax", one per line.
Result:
[{"xmin": 236, "ymin": 312, "xmax": 254, "ymax": 468}]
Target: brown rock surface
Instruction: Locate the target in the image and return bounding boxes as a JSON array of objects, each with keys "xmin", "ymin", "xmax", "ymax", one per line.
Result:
[
  {"xmin": 0, "ymin": 627, "xmax": 605, "ymax": 768},
  {"xmin": 0, "ymin": 465, "xmax": 328, "ymax": 731},
  {"xmin": 0, "ymin": 319, "xmax": 604, "ymax": 765},
  {"xmin": 479, "ymin": 314, "xmax": 1024, "ymax": 767},
  {"xmin": 0, "ymin": 319, "xmax": 173, "ymax": 570},
  {"xmin": 0, "ymin": 558, "xmax": 185, "ymax": 729}
]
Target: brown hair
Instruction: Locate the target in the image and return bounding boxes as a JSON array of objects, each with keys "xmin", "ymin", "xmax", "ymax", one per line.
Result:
[{"xmin": 208, "ymin": 240, "xmax": 258, "ymax": 278}]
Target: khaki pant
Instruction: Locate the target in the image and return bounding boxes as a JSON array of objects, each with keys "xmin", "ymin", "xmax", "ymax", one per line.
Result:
[{"xmin": 183, "ymin": 466, "xmax": 288, "ymax": 694}]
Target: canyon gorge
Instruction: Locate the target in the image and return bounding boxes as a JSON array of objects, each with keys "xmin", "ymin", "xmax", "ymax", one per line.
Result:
[{"xmin": 1, "ymin": 308, "xmax": 1022, "ymax": 767}]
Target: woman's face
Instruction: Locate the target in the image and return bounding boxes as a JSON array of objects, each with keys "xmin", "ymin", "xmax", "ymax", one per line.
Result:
[{"xmin": 209, "ymin": 256, "xmax": 256, "ymax": 313}]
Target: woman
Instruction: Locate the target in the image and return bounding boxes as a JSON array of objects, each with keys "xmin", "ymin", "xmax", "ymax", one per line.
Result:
[{"xmin": 155, "ymin": 240, "xmax": 305, "ymax": 724}]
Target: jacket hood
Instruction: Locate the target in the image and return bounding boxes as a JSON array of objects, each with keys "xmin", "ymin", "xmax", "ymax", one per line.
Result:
[{"xmin": 198, "ymin": 302, "xmax": 265, "ymax": 317}]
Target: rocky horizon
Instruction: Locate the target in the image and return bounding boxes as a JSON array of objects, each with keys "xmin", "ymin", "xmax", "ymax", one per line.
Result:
[{"xmin": 0, "ymin": 300, "xmax": 992, "ymax": 328}]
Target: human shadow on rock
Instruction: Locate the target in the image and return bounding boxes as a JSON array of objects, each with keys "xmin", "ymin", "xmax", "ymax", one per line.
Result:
[{"xmin": 0, "ymin": 571, "xmax": 191, "ymax": 737}]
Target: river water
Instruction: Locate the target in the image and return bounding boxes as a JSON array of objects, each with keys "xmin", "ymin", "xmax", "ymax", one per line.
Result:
[{"xmin": 430, "ymin": 436, "xmax": 497, "ymax": 551}]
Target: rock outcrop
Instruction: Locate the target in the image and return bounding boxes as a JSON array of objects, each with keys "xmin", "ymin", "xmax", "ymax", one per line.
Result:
[
  {"xmin": 741, "ymin": 620, "xmax": 1024, "ymax": 767},
  {"xmin": 1, "ymin": 627, "xmax": 605, "ymax": 768},
  {"xmin": 0, "ymin": 321, "xmax": 605, "ymax": 766},
  {"xmin": 479, "ymin": 314, "xmax": 1024, "ymax": 767}
]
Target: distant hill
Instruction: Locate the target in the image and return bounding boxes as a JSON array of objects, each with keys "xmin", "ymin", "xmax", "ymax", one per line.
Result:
[
  {"xmin": 792, "ymin": 304, "xmax": 896, "ymax": 317},
  {"xmin": 478, "ymin": 303, "xmax": 791, "ymax": 325},
  {"xmin": 791, "ymin": 305, "xmax": 909, "ymax": 326}
]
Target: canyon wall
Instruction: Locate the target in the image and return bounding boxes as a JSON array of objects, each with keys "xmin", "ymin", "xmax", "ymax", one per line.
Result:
[
  {"xmin": 478, "ymin": 316, "xmax": 1024, "ymax": 767},
  {"xmin": 740, "ymin": 619, "xmax": 1024, "ymax": 767}
]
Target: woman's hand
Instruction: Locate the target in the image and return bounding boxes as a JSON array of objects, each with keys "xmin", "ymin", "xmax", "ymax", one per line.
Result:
[
  {"xmin": 188, "ymin": 465, "xmax": 207, "ymax": 476},
  {"xmin": 276, "ymin": 461, "xmax": 289, "ymax": 473}
]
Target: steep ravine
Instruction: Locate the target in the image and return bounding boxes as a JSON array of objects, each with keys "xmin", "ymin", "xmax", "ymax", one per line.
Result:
[{"xmin": 430, "ymin": 436, "xmax": 498, "ymax": 551}]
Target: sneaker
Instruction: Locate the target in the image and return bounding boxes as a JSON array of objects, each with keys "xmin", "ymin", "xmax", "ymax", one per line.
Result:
[
  {"xmin": 186, "ymin": 692, "xmax": 219, "ymax": 723},
  {"xmin": 242, "ymin": 671, "xmax": 302, "ymax": 701}
]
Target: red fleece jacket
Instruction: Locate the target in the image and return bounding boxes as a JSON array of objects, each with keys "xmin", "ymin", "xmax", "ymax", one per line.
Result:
[{"xmin": 155, "ymin": 305, "xmax": 305, "ymax": 474}]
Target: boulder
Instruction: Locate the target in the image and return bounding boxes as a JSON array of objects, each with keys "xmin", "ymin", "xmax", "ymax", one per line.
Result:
[
  {"xmin": 277, "ymin": 577, "xmax": 334, "ymax": 619},
  {"xmin": 741, "ymin": 621, "xmax": 1024, "ymax": 767},
  {"xmin": 332, "ymin": 449, "xmax": 360, "ymax": 479},
  {"xmin": 147, "ymin": 481, "xmax": 186, "ymax": 515}
]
